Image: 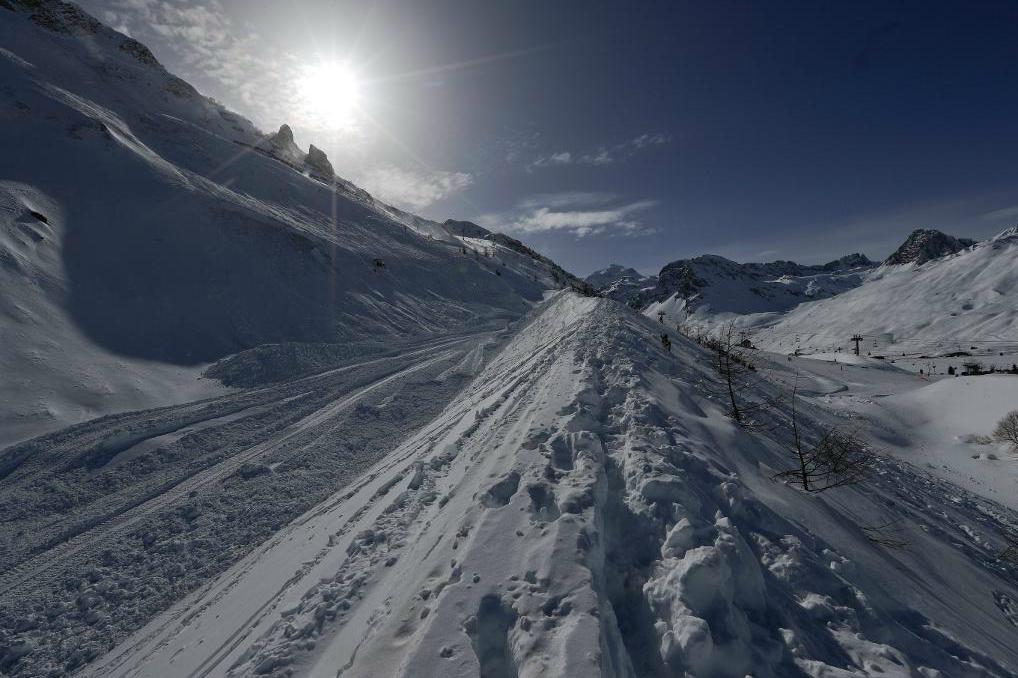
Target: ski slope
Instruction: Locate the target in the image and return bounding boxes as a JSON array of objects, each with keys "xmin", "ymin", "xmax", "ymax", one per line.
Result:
[{"xmin": 86, "ymin": 293, "xmax": 1018, "ymax": 677}]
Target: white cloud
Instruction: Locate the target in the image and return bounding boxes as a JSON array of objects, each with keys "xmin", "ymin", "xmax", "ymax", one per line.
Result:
[
  {"xmin": 97, "ymin": 0, "xmax": 297, "ymax": 128},
  {"xmin": 355, "ymin": 166, "xmax": 474, "ymax": 210},
  {"xmin": 478, "ymin": 193, "xmax": 658, "ymax": 238},
  {"xmin": 530, "ymin": 151, "xmax": 572, "ymax": 168},
  {"xmin": 982, "ymin": 204, "xmax": 1018, "ymax": 221},
  {"xmin": 528, "ymin": 132, "xmax": 671, "ymax": 171}
]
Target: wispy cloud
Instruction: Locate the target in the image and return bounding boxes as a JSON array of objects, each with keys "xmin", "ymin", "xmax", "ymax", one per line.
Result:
[
  {"xmin": 98, "ymin": 0, "xmax": 297, "ymax": 128},
  {"xmin": 528, "ymin": 132, "xmax": 670, "ymax": 171},
  {"xmin": 354, "ymin": 165, "xmax": 473, "ymax": 210},
  {"xmin": 981, "ymin": 204, "xmax": 1018, "ymax": 221},
  {"xmin": 478, "ymin": 192, "xmax": 658, "ymax": 238}
]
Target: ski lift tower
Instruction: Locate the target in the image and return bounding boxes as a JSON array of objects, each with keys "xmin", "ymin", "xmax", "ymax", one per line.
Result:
[{"xmin": 850, "ymin": 334, "xmax": 863, "ymax": 356}]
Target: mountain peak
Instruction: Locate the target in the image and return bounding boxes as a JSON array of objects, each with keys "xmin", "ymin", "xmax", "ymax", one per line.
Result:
[
  {"xmin": 275, "ymin": 124, "xmax": 294, "ymax": 143},
  {"xmin": 884, "ymin": 229, "xmax": 975, "ymax": 266},
  {"xmin": 305, "ymin": 144, "xmax": 333, "ymax": 178}
]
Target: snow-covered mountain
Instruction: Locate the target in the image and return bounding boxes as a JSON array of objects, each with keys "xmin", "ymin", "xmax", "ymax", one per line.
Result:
[
  {"xmin": 753, "ymin": 227, "xmax": 1018, "ymax": 354},
  {"xmin": 0, "ymin": 0, "xmax": 581, "ymax": 445},
  {"xmin": 627, "ymin": 227, "xmax": 1011, "ymax": 359},
  {"xmin": 585, "ymin": 264, "xmax": 657, "ymax": 306},
  {"xmin": 640, "ymin": 252, "xmax": 875, "ymax": 323}
]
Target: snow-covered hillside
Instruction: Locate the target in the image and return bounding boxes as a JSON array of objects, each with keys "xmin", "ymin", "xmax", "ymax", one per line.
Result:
[
  {"xmin": 81, "ymin": 292, "xmax": 1018, "ymax": 678},
  {"xmin": 752, "ymin": 228, "xmax": 1018, "ymax": 355},
  {"xmin": 0, "ymin": 0, "xmax": 579, "ymax": 446}
]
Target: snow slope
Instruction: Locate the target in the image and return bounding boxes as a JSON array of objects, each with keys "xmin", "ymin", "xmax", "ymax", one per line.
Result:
[
  {"xmin": 0, "ymin": 1, "xmax": 575, "ymax": 445},
  {"xmin": 90, "ymin": 293, "xmax": 1018, "ymax": 677},
  {"xmin": 752, "ymin": 228, "xmax": 1018, "ymax": 355},
  {"xmin": 873, "ymin": 374, "xmax": 1018, "ymax": 511}
]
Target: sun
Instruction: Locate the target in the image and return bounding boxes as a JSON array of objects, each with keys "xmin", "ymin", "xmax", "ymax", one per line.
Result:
[{"xmin": 296, "ymin": 61, "xmax": 362, "ymax": 131}]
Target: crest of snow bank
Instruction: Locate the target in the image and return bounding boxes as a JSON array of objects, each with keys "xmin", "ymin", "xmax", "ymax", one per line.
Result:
[{"xmin": 202, "ymin": 294, "xmax": 1017, "ymax": 677}]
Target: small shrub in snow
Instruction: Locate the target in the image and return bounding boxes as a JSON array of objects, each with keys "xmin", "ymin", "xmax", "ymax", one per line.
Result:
[
  {"xmin": 775, "ymin": 377, "xmax": 874, "ymax": 493},
  {"xmin": 992, "ymin": 410, "xmax": 1018, "ymax": 450}
]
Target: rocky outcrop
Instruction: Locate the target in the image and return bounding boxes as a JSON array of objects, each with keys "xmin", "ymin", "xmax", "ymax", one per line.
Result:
[
  {"xmin": 884, "ymin": 229, "xmax": 975, "ymax": 266},
  {"xmin": 305, "ymin": 144, "xmax": 334, "ymax": 178}
]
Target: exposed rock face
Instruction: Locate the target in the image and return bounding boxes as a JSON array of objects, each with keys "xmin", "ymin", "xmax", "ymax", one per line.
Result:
[
  {"xmin": 884, "ymin": 229, "xmax": 975, "ymax": 266},
  {"xmin": 118, "ymin": 37, "xmax": 159, "ymax": 66},
  {"xmin": 443, "ymin": 219, "xmax": 491, "ymax": 238},
  {"xmin": 258, "ymin": 124, "xmax": 304, "ymax": 166},
  {"xmin": 305, "ymin": 144, "xmax": 333, "ymax": 178},
  {"xmin": 14, "ymin": 0, "xmax": 102, "ymax": 35},
  {"xmin": 271, "ymin": 123, "xmax": 294, "ymax": 145}
]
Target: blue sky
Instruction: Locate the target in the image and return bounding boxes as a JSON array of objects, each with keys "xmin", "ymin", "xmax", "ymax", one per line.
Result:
[{"xmin": 79, "ymin": 0, "xmax": 1018, "ymax": 275}]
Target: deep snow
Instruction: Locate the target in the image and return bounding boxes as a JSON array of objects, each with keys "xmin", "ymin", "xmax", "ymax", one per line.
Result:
[{"xmin": 84, "ymin": 294, "xmax": 1018, "ymax": 677}]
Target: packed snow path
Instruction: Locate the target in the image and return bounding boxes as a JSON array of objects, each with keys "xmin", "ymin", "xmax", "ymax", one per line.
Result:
[
  {"xmin": 0, "ymin": 330, "xmax": 505, "ymax": 675},
  {"xmin": 84, "ymin": 293, "xmax": 1018, "ymax": 678}
]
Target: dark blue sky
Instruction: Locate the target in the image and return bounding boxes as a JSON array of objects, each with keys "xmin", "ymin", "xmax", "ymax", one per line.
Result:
[{"xmin": 83, "ymin": 0, "xmax": 1018, "ymax": 274}]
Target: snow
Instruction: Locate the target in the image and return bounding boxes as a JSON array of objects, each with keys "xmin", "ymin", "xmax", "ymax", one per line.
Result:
[
  {"xmin": 872, "ymin": 375, "xmax": 1018, "ymax": 511},
  {"xmin": 83, "ymin": 294, "xmax": 1018, "ymax": 677},
  {"xmin": 2, "ymin": 3, "xmax": 1018, "ymax": 677}
]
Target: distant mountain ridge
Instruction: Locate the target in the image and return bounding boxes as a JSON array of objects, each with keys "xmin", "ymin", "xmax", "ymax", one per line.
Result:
[
  {"xmin": 585, "ymin": 264, "xmax": 657, "ymax": 305},
  {"xmin": 591, "ymin": 227, "xmax": 990, "ymax": 329},
  {"xmin": 636, "ymin": 252, "xmax": 876, "ymax": 317}
]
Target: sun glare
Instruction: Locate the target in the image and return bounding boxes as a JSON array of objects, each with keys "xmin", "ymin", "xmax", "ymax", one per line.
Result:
[{"xmin": 296, "ymin": 61, "xmax": 362, "ymax": 131}]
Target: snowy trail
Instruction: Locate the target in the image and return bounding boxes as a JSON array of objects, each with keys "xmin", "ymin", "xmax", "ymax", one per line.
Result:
[
  {"xmin": 90, "ymin": 294, "xmax": 1018, "ymax": 677},
  {"xmin": 0, "ymin": 345, "xmax": 462, "ymax": 601},
  {"xmin": 0, "ymin": 330, "xmax": 508, "ymax": 674},
  {"xmin": 87, "ymin": 306, "xmax": 586, "ymax": 678}
]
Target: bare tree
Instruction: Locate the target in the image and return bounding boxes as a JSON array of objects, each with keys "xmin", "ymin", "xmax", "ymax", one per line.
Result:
[
  {"xmin": 859, "ymin": 518, "xmax": 909, "ymax": 549},
  {"xmin": 774, "ymin": 377, "xmax": 874, "ymax": 492},
  {"xmin": 1001, "ymin": 531, "xmax": 1018, "ymax": 565},
  {"xmin": 993, "ymin": 410, "xmax": 1018, "ymax": 450},
  {"xmin": 704, "ymin": 322, "xmax": 772, "ymax": 426}
]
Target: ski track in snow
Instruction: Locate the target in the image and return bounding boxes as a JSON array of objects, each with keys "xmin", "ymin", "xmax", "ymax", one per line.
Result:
[
  {"xmin": 0, "ymin": 341, "xmax": 463, "ymax": 600},
  {"xmin": 0, "ymin": 329, "xmax": 507, "ymax": 675},
  {"xmin": 81, "ymin": 294, "xmax": 1018, "ymax": 678}
]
